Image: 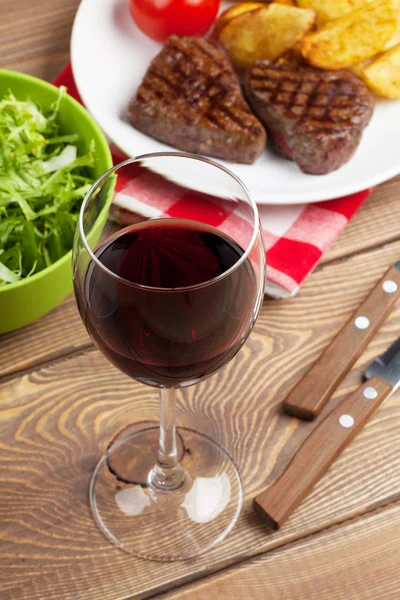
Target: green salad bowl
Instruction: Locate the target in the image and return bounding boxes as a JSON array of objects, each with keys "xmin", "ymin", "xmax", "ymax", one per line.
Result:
[{"xmin": 0, "ymin": 70, "xmax": 114, "ymax": 334}]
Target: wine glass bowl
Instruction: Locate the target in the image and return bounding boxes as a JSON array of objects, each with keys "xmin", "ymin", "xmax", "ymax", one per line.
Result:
[{"xmin": 73, "ymin": 153, "xmax": 265, "ymax": 561}]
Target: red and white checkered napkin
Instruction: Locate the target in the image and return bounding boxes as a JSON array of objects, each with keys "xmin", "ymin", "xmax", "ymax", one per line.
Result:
[{"xmin": 54, "ymin": 64, "xmax": 371, "ymax": 298}]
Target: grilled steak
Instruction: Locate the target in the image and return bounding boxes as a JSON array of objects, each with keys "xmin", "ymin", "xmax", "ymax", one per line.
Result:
[
  {"xmin": 245, "ymin": 59, "xmax": 375, "ymax": 174},
  {"xmin": 128, "ymin": 36, "xmax": 266, "ymax": 164}
]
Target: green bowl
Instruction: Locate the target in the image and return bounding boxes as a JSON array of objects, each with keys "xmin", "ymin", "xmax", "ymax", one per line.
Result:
[{"xmin": 0, "ymin": 70, "xmax": 114, "ymax": 334}]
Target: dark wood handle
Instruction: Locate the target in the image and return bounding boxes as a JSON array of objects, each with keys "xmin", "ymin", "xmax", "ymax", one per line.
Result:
[
  {"xmin": 254, "ymin": 376, "xmax": 392, "ymax": 529},
  {"xmin": 283, "ymin": 265, "xmax": 400, "ymax": 420}
]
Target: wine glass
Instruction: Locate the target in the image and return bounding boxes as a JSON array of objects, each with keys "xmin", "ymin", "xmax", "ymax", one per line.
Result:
[{"xmin": 73, "ymin": 152, "xmax": 266, "ymax": 561}]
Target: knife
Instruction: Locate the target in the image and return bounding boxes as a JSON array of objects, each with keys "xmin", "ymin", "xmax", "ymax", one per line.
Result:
[
  {"xmin": 283, "ymin": 263, "xmax": 400, "ymax": 420},
  {"xmin": 254, "ymin": 336, "xmax": 400, "ymax": 529}
]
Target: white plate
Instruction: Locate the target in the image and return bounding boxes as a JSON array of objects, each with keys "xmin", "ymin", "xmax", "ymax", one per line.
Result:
[{"xmin": 71, "ymin": 0, "xmax": 400, "ymax": 205}]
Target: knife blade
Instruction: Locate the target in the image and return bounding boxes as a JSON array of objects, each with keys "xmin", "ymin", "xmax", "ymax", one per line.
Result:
[
  {"xmin": 283, "ymin": 262, "xmax": 400, "ymax": 420},
  {"xmin": 254, "ymin": 337, "xmax": 400, "ymax": 529}
]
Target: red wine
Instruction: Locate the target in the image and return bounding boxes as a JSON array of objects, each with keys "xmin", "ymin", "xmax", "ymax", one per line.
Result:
[{"xmin": 75, "ymin": 219, "xmax": 257, "ymax": 387}]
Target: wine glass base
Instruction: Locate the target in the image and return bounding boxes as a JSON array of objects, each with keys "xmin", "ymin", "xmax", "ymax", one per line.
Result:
[{"xmin": 90, "ymin": 426, "xmax": 244, "ymax": 561}]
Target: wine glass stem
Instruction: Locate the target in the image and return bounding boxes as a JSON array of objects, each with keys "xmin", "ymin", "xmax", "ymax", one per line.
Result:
[{"xmin": 149, "ymin": 388, "xmax": 186, "ymax": 492}]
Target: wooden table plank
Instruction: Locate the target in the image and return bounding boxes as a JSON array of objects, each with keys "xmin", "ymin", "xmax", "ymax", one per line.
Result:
[
  {"xmin": 0, "ymin": 295, "xmax": 92, "ymax": 380},
  {"xmin": 2, "ymin": 1, "xmax": 400, "ymax": 598},
  {"xmin": 2, "ymin": 241, "xmax": 400, "ymax": 600},
  {"xmin": 158, "ymin": 502, "xmax": 400, "ymax": 600},
  {"xmin": 0, "ymin": 0, "xmax": 80, "ymax": 81}
]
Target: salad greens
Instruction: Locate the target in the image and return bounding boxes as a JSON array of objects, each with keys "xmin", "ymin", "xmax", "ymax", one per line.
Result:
[{"xmin": 0, "ymin": 86, "xmax": 95, "ymax": 286}]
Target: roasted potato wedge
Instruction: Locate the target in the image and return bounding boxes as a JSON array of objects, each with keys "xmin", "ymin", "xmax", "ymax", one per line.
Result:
[
  {"xmin": 296, "ymin": 0, "xmax": 373, "ymax": 24},
  {"xmin": 385, "ymin": 30, "xmax": 400, "ymax": 51},
  {"xmin": 218, "ymin": 4, "xmax": 316, "ymax": 70},
  {"xmin": 214, "ymin": 0, "xmax": 296, "ymax": 36},
  {"xmin": 301, "ymin": 0, "xmax": 398, "ymax": 69},
  {"xmin": 358, "ymin": 44, "xmax": 400, "ymax": 97},
  {"xmin": 384, "ymin": 10, "xmax": 400, "ymax": 51},
  {"xmin": 214, "ymin": 2, "xmax": 264, "ymax": 36}
]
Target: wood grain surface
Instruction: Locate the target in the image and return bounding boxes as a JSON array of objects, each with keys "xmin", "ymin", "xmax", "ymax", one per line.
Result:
[
  {"xmin": 0, "ymin": 295, "xmax": 91, "ymax": 380},
  {"xmin": 0, "ymin": 0, "xmax": 80, "ymax": 80},
  {"xmin": 2, "ymin": 1, "xmax": 400, "ymax": 598},
  {"xmin": 159, "ymin": 502, "xmax": 400, "ymax": 600},
  {"xmin": 2, "ymin": 243, "xmax": 400, "ymax": 600}
]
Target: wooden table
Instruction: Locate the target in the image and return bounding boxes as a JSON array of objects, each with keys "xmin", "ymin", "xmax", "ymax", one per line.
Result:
[{"xmin": 2, "ymin": 1, "xmax": 400, "ymax": 598}]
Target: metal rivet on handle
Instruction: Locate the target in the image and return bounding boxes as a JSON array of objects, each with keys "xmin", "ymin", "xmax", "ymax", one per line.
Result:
[
  {"xmin": 363, "ymin": 387, "xmax": 378, "ymax": 400},
  {"xmin": 355, "ymin": 316, "xmax": 370, "ymax": 330},
  {"xmin": 383, "ymin": 280, "xmax": 398, "ymax": 294},
  {"xmin": 339, "ymin": 414, "xmax": 354, "ymax": 428}
]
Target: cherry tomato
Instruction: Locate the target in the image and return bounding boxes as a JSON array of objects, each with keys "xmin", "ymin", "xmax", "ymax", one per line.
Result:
[{"xmin": 129, "ymin": 0, "xmax": 220, "ymax": 42}]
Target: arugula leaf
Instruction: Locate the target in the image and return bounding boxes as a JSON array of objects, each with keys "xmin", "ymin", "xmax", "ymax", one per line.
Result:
[{"xmin": 0, "ymin": 87, "xmax": 96, "ymax": 285}]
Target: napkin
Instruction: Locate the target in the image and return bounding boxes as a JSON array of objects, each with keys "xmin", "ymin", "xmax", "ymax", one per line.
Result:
[{"xmin": 53, "ymin": 64, "xmax": 371, "ymax": 298}]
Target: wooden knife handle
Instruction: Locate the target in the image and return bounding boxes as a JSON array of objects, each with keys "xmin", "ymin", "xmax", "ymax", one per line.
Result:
[
  {"xmin": 254, "ymin": 376, "xmax": 392, "ymax": 529},
  {"xmin": 283, "ymin": 265, "xmax": 400, "ymax": 420}
]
